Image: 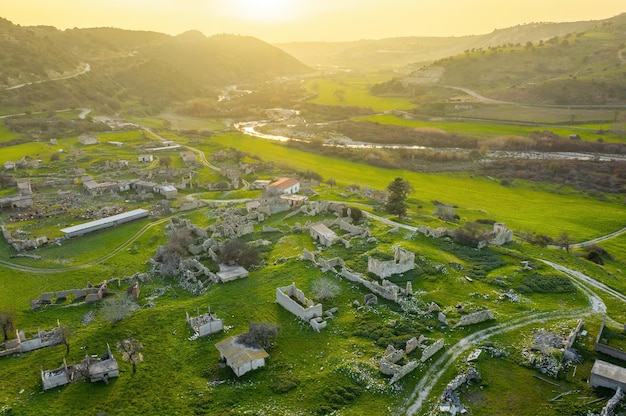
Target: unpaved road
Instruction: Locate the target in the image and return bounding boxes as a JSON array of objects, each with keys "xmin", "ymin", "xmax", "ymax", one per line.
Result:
[{"xmin": 401, "ymin": 260, "xmax": 617, "ymax": 415}]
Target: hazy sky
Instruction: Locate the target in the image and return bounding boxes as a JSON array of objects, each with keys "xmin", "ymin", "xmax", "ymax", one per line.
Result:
[{"xmin": 4, "ymin": 1, "xmax": 625, "ymax": 43}]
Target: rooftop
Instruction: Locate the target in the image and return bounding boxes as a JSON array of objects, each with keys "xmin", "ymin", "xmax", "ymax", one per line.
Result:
[
  {"xmin": 215, "ymin": 336, "xmax": 268, "ymax": 369},
  {"xmin": 269, "ymin": 177, "xmax": 299, "ymax": 190}
]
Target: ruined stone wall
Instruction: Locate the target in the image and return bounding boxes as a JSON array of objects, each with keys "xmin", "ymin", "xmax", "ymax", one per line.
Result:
[
  {"xmin": 368, "ymin": 247, "xmax": 415, "ymax": 279},
  {"xmin": 319, "ymin": 257, "xmax": 344, "ymax": 273},
  {"xmin": 455, "ymin": 310, "xmax": 495, "ymax": 327},
  {"xmin": 595, "ymin": 319, "xmax": 626, "ymax": 362},
  {"xmin": 276, "ymin": 284, "xmax": 323, "ymax": 322},
  {"xmin": 390, "ymin": 360, "xmax": 419, "ymax": 384},
  {"xmin": 421, "ymin": 338, "xmax": 445, "ymax": 362},
  {"xmin": 341, "ymin": 269, "xmax": 399, "ymax": 302}
]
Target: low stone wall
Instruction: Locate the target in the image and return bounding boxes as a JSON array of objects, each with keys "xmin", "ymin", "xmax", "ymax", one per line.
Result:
[
  {"xmin": 421, "ymin": 338, "xmax": 445, "ymax": 362},
  {"xmin": 595, "ymin": 318, "xmax": 626, "ymax": 362},
  {"xmin": 455, "ymin": 310, "xmax": 495, "ymax": 327},
  {"xmin": 341, "ymin": 269, "xmax": 400, "ymax": 302},
  {"xmin": 276, "ymin": 283, "xmax": 323, "ymax": 323},
  {"xmin": 368, "ymin": 247, "xmax": 415, "ymax": 279}
]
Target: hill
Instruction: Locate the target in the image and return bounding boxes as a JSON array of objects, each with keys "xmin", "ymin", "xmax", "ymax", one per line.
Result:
[
  {"xmin": 0, "ymin": 19, "xmax": 310, "ymax": 113},
  {"xmin": 276, "ymin": 19, "xmax": 598, "ymax": 70},
  {"xmin": 371, "ymin": 13, "xmax": 626, "ymax": 105}
]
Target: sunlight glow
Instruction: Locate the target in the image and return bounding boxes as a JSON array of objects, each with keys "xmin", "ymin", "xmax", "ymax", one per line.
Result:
[{"xmin": 226, "ymin": 0, "xmax": 301, "ymax": 22}]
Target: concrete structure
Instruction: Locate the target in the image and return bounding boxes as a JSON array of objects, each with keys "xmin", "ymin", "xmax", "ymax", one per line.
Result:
[
  {"xmin": 60, "ymin": 209, "xmax": 149, "ymax": 238},
  {"xmin": 78, "ymin": 134, "xmax": 99, "ymax": 145},
  {"xmin": 216, "ymin": 264, "xmax": 249, "ymax": 283},
  {"xmin": 368, "ymin": 247, "xmax": 415, "ymax": 279},
  {"xmin": 251, "ymin": 179, "xmax": 271, "ymax": 190},
  {"xmin": 155, "ymin": 185, "xmax": 178, "ymax": 199},
  {"xmin": 268, "ymin": 177, "xmax": 300, "ymax": 195},
  {"xmin": 187, "ymin": 310, "xmax": 224, "ymax": 337},
  {"xmin": 590, "ymin": 360, "xmax": 626, "ymax": 391},
  {"xmin": 310, "ymin": 223, "xmax": 338, "ymax": 247},
  {"xmin": 180, "ymin": 151, "xmax": 197, "ymax": 165},
  {"xmin": 86, "ymin": 344, "xmax": 119, "ymax": 383},
  {"xmin": 276, "ymin": 283, "xmax": 326, "ymax": 332},
  {"xmin": 41, "ymin": 345, "xmax": 119, "ymax": 390},
  {"xmin": 138, "ymin": 154, "xmax": 153, "ymax": 162},
  {"xmin": 215, "ymin": 336, "xmax": 269, "ymax": 377},
  {"xmin": 3, "ymin": 161, "xmax": 16, "ymax": 170}
]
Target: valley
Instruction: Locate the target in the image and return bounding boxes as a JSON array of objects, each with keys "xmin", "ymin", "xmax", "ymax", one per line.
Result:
[{"xmin": 0, "ymin": 11, "xmax": 625, "ymax": 416}]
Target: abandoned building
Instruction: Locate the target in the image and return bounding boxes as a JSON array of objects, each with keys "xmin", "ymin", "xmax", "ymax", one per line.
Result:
[
  {"xmin": 276, "ymin": 283, "xmax": 326, "ymax": 332},
  {"xmin": 267, "ymin": 177, "xmax": 300, "ymax": 195},
  {"xmin": 215, "ymin": 336, "xmax": 269, "ymax": 377},
  {"xmin": 590, "ymin": 360, "xmax": 626, "ymax": 391},
  {"xmin": 60, "ymin": 209, "xmax": 149, "ymax": 238},
  {"xmin": 180, "ymin": 151, "xmax": 197, "ymax": 165},
  {"xmin": 154, "ymin": 184, "xmax": 178, "ymax": 200},
  {"xmin": 78, "ymin": 134, "xmax": 99, "ymax": 145},
  {"xmin": 309, "ymin": 223, "xmax": 338, "ymax": 247},
  {"xmin": 1, "ymin": 323, "xmax": 63, "ymax": 358},
  {"xmin": 41, "ymin": 344, "xmax": 119, "ymax": 390},
  {"xmin": 138, "ymin": 154, "xmax": 153, "ymax": 163},
  {"xmin": 368, "ymin": 247, "xmax": 415, "ymax": 279},
  {"xmin": 186, "ymin": 309, "xmax": 224, "ymax": 337},
  {"xmin": 216, "ymin": 264, "xmax": 249, "ymax": 283}
]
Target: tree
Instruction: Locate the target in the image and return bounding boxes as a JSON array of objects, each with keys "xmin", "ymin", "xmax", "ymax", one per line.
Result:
[
  {"xmin": 59, "ymin": 325, "xmax": 74, "ymax": 355},
  {"xmin": 237, "ymin": 322, "xmax": 280, "ymax": 349},
  {"xmin": 159, "ymin": 156, "xmax": 172, "ymax": 167},
  {"xmin": 434, "ymin": 204, "xmax": 459, "ymax": 222},
  {"xmin": 0, "ymin": 311, "xmax": 14, "ymax": 341},
  {"xmin": 556, "ymin": 231, "xmax": 573, "ymax": 253},
  {"xmin": 117, "ymin": 338, "xmax": 144, "ymax": 373},
  {"xmin": 100, "ymin": 294, "xmax": 139, "ymax": 323},
  {"xmin": 312, "ymin": 278, "xmax": 341, "ymax": 301},
  {"xmin": 218, "ymin": 239, "xmax": 261, "ymax": 269},
  {"xmin": 385, "ymin": 178, "xmax": 412, "ymax": 217},
  {"xmin": 326, "ymin": 178, "xmax": 336, "ymax": 188}
]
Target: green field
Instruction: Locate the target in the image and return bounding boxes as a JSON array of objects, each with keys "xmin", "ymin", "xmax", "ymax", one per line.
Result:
[
  {"xmin": 305, "ymin": 76, "xmax": 417, "ymax": 111},
  {"xmin": 361, "ymin": 114, "xmax": 626, "ymax": 142},
  {"xmin": 206, "ymin": 132, "xmax": 625, "ymax": 242}
]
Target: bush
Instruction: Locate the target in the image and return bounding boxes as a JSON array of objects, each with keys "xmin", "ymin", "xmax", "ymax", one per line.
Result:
[
  {"xmin": 516, "ymin": 273, "xmax": 576, "ymax": 294},
  {"xmin": 271, "ymin": 374, "xmax": 300, "ymax": 394}
]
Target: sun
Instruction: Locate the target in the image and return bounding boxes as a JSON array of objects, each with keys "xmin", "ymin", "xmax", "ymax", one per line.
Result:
[{"xmin": 227, "ymin": 0, "xmax": 300, "ymax": 23}]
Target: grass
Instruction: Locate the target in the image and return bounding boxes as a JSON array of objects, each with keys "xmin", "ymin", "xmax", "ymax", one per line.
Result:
[
  {"xmin": 305, "ymin": 77, "xmax": 417, "ymax": 111},
  {"xmin": 207, "ymin": 132, "xmax": 625, "ymax": 242},
  {"xmin": 360, "ymin": 113, "xmax": 625, "ymax": 142}
]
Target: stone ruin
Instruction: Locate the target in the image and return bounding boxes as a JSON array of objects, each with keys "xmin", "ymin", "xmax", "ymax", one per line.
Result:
[
  {"xmin": 421, "ymin": 338, "xmax": 445, "ymax": 362},
  {"xmin": 30, "ymin": 280, "xmax": 111, "ymax": 309},
  {"xmin": 186, "ymin": 308, "xmax": 224, "ymax": 339},
  {"xmin": 368, "ymin": 247, "xmax": 415, "ymax": 279},
  {"xmin": 0, "ymin": 322, "xmax": 63, "ymax": 358},
  {"xmin": 478, "ymin": 223, "xmax": 514, "ymax": 248},
  {"xmin": 436, "ymin": 367, "xmax": 481, "ymax": 415},
  {"xmin": 454, "ymin": 310, "xmax": 495, "ymax": 327},
  {"xmin": 41, "ymin": 344, "xmax": 119, "ymax": 390},
  {"xmin": 276, "ymin": 283, "xmax": 327, "ymax": 332},
  {"xmin": 378, "ymin": 342, "xmax": 421, "ymax": 385},
  {"xmin": 1, "ymin": 225, "xmax": 49, "ymax": 251}
]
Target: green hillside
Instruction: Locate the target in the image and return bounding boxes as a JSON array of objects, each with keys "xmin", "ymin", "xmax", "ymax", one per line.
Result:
[{"xmin": 401, "ymin": 13, "xmax": 626, "ymax": 105}]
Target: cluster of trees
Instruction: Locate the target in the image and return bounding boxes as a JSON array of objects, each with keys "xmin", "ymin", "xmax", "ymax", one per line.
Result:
[
  {"xmin": 236, "ymin": 322, "xmax": 280, "ymax": 349},
  {"xmin": 483, "ymin": 159, "xmax": 626, "ymax": 194},
  {"xmin": 333, "ymin": 121, "xmax": 478, "ymax": 149},
  {"xmin": 4, "ymin": 114, "xmax": 111, "ymax": 140}
]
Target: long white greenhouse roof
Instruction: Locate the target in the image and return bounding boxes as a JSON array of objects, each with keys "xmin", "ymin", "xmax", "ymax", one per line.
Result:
[{"xmin": 60, "ymin": 209, "xmax": 149, "ymax": 235}]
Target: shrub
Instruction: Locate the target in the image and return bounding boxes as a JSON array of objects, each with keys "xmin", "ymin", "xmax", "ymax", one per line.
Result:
[
  {"xmin": 516, "ymin": 273, "xmax": 576, "ymax": 294},
  {"xmin": 271, "ymin": 374, "xmax": 300, "ymax": 394}
]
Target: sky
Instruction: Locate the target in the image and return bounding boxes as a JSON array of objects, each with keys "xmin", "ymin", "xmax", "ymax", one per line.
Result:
[{"xmin": 3, "ymin": 1, "xmax": 625, "ymax": 43}]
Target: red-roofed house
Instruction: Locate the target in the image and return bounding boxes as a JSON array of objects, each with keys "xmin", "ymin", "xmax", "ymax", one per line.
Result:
[{"xmin": 267, "ymin": 177, "xmax": 300, "ymax": 195}]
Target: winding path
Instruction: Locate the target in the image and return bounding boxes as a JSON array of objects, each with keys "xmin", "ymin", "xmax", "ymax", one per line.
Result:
[
  {"xmin": 4, "ymin": 63, "xmax": 91, "ymax": 91},
  {"xmin": 403, "ymin": 260, "xmax": 619, "ymax": 415}
]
